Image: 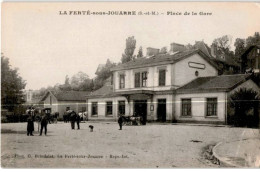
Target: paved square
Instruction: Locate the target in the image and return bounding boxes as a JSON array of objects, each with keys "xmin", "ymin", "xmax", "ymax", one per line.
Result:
[{"xmin": 1, "ymin": 122, "xmax": 259, "ymax": 168}]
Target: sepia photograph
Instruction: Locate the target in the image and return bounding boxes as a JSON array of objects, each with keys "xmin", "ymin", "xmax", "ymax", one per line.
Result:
[{"xmin": 1, "ymin": 1, "xmax": 260, "ymax": 168}]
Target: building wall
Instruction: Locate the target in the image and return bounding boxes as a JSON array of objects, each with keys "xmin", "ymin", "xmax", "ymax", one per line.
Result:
[
  {"xmin": 43, "ymin": 93, "xmax": 58, "ymax": 113},
  {"xmin": 173, "ymin": 54, "xmax": 218, "ymax": 87},
  {"xmin": 113, "ymin": 53, "xmax": 218, "ymax": 92},
  {"xmin": 43, "ymin": 92, "xmax": 87, "ymax": 119},
  {"xmin": 175, "ymin": 92, "xmax": 226, "ymax": 123},
  {"xmin": 87, "ymin": 96, "xmax": 129, "ymax": 120},
  {"xmin": 56, "ymin": 101, "xmax": 86, "ymax": 116},
  {"xmin": 87, "ymin": 94, "xmax": 174, "ymax": 121},
  {"xmin": 150, "ymin": 94, "xmax": 173, "ymax": 121},
  {"xmin": 114, "ymin": 64, "xmax": 172, "ymax": 92}
]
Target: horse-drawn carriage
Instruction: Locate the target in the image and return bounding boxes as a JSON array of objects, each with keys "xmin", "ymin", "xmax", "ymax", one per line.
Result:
[{"xmin": 121, "ymin": 115, "xmax": 143, "ymax": 126}]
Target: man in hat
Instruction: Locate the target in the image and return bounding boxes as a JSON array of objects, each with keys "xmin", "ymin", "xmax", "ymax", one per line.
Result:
[
  {"xmin": 40, "ymin": 114, "xmax": 48, "ymax": 136},
  {"xmin": 118, "ymin": 115, "xmax": 123, "ymax": 130},
  {"xmin": 76, "ymin": 113, "xmax": 81, "ymax": 130},
  {"xmin": 27, "ymin": 112, "xmax": 34, "ymax": 136},
  {"xmin": 70, "ymin": 111, "xmax": 76, "ymax": 130}
]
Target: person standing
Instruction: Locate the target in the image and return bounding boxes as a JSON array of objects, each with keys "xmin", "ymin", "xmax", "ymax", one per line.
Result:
[
  {"xmin": 118, "ymin": 115, "xmax": 123, "ymax": 130},
  {"xmin": 27, "ymin": 113, "xmax": 34, "ymax": 136},
  {"xmin": 70, "ymin": 111, "xmax": 76, "ymax": 130},
  {"xmin": 40, "ymin": 114, "xmax": 48, "ymax": 136},
  {"xmin": 76, "ymin": 113, "xmax": 81, "ymax": 130}
]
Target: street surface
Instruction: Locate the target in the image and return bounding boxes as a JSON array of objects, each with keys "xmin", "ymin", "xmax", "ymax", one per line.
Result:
[{"xmin": 1, "ymin": 122, "xmax": 259, "ymax": 168}]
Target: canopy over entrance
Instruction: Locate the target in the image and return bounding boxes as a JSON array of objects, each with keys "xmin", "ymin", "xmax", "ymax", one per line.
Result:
[{"xmin": 114, "ymin": 90, "xmax": 154, "ymax": 102}]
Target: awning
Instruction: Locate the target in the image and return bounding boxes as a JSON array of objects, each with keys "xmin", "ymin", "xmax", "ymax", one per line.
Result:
[{"xmin": 114, "ymin": 90, "xmax": 154, "ymax": 100}]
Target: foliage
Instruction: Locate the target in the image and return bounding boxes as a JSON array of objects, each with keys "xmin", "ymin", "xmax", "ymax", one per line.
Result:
[
  {"xmin": 229, "ymin": 88, "xmax": 260, "ymax": 127},
  {"xmin": 234, "ymin": 38, "xmax": 246, "ymax": 63},
  {"xmin": 212, "ymin": 35, "xmax": 234, "ymax": 58},
  {"xmin": 94, "ymin": 59, "xmax": 116, "ymax": 89},
  {"xmin": 1, "ymin": 54, "xmax": 26, "ymax": 112},
  {"xmin": 137, "ymin": 46, "xmax": 143, "ymax": 58},
  {"xmin": 70, "ymin": 71, "xmax": 93, "ymax": 91},
  {"xmin": 245, "ymin": 32, "xmax": 260, "ymax": 47},
  {"xmin": 121, "ymin": 36, "xmax": 136, "ymax": 63},
  {"xmin": 234, "ymin": 32, "xmax": 260, "ymax": 63},
  {"xmin": 160, "ymin": 47, "xmax": 167, "ymax": 54}
]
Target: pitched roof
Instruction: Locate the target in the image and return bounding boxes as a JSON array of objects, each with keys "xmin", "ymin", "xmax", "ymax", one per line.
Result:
[
  {"xmin": 176, "ymin": 74, "xmax": 252, "ymax": 93},
  {"xmin": 194, "ymin": 41, "xmax": 239, "ymax": 67},
  {"xmin": 194, "ymin": 41, "xmax": 212, "ymax": 57},
  {"xmin": 111, "ymin": 49, "xmax": 219, "ymax": 71},
  {"xmin": 86, "ymin": 85, "xmax": 114, "ymax": 98},
  {"xmin": 242, "ymin": 44, "xmax": 260, "ymax": 57},
  {"xmin": 42, "ymin": 91, "xmax": 90, "ymax": 101}
]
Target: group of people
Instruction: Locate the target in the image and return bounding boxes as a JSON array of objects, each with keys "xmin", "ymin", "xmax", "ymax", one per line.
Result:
[
  {"xmin": 27, "ymin": 109, "xmax": 125, "ymax": 136},
  {"xmin": 68, "ymin": 111, "xmax": 81, "ymax": 130},
  {"xmin": 26, "ymin": 111, "xmax": 48, "ymax": 136}
]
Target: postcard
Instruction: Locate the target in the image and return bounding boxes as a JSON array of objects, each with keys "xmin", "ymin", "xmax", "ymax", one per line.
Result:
[{"xmin": 1, "ymin": 2, "xmax": 260, "ymax": 168}]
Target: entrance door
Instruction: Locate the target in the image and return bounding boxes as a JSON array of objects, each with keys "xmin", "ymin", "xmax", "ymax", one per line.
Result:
[
  {"xmin": 134, "ymin": 100, "xmax": 147, "ymax": 125},
  {"xmin": 157, "ymin": 99, "xmax": 166, "ymax": 122}
]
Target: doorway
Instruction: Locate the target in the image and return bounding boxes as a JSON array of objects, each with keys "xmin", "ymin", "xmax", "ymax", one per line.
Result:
[
  {"xmin": 157, "ymin": 99, "xmax": 166, "ymax": 122},
  {"xmin": 134, "ymin": 100, "xmax": 147, "ymax": 125}
]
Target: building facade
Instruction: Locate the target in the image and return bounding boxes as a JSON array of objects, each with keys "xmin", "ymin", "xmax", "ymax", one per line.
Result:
[
  {"xmin": 86, "ymin": 49, "xmax": 259, "ymax": 124},
  {"xmin": 41, "ymin": 90, "xmax": 89, "ymax": 119}
]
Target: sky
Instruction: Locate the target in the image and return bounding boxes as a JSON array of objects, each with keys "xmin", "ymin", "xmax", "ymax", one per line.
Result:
[{"xmin": 2, "ymin": 2, "xmax": 260, "ymax": 90}]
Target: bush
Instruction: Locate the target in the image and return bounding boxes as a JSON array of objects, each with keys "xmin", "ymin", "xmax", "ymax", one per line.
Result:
[
  {"xmin": 229, "ymin": 88, "xmax": 260, "ymax": 128},
  {"xmin": 1, "ymin": 116, "xmax": 8, "ymax": 123}
]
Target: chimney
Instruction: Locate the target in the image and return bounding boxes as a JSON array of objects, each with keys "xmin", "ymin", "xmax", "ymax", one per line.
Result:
[
  {"xmin": 170, "ymin": 43, "xmax": 186, "ymax": 53},
  {"xmin": 146, "ymin": 47, "xmax": 160, "ymax": 56},
  {"xmin": 210, "ymin": 44, "xmax": 217, "ymax": 58}
]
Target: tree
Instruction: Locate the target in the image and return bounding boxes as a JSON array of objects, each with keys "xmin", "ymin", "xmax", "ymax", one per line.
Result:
[
  {"xmin": 94, "ymin": 59, "xmax": 116, "ymax": 89},
  {"xmin": 69, "ymin": 71, "xmax": 93, "ymax": 91},
  {"xmin": 1, "ymin": 54, "xmax": 26, "ymax": 112},
  {"xmin": 160, "ymin": 47, "xmax": 167, "ymax": 54},
  {"xmin": 229, "ymin": 88, "xmax": 260, "ymax": 127},
  {"xmin": 234, "ymin": 38, "xmax": 246, "ymax": 62},
  {"xmin": 59, "ymin": 75, "xmax": 71, "ymax": 91},
  {"xmin": 245, "ymin": 32, "xmax": 260, "ymax": 47},
  {"xmin": 121, "ymin": 36, "xmax": 136, "ymax": 63},
  {"xmin": 212, "ymin": 35, "xmax": 236, "ymax": 65},
  {"xmin": 137, "ymin": 46, "xmax": 143, "ymax": 58},
  {"xmin": 212, "ymin": 35, "xmax": 232, "ymax": 55}
]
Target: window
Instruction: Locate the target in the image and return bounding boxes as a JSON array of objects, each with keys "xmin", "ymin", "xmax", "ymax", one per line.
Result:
[
  {"xmin": 135, "ymin": 72, "xmax": 141, "ymax": 88},
  {"xmin": 119, "ymin": 74, "xmax": 125, "ymax": 89},
  {"xmin": 118, "ymin": 101, "xmax": 125, "ymax": 115},
  {"xmin": 91, "ymin": 102, "xmax": 98, "ymax": 116},
  {"xmin": 181, "ymin": 99, "xmax": 191, "ymax": 116},
  {"xmin": 206, "ymin": 98, "xmax": 217, "ymax": 116},
  {"xmin": 159, "ymin": 69, "xmax": 166, "ymax": 86},
  {"xmin": 142, "ymin": 72, "xmax": 147, "ymax": 87},
  {"xmin": 135, "ymin": 71, "xmax": 147, "ymax": 88},
  {"xmin": 106, "ymin": 101, "xmax": 113, "ymax": 116}
]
